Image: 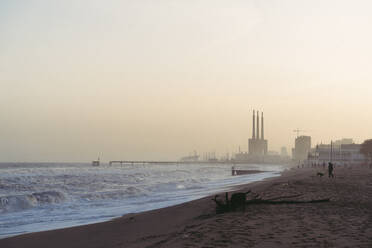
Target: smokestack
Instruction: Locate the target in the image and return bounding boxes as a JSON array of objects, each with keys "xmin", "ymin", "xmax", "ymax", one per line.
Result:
[
  {"xmin": 261, "ymin": 112, "xmax": 264, "ymax": 140},
  {"xmin": 252, "ymin": 110, "xmax": 255, "ymax": 139},
  {"xmin": 256, "ymin": 110, "xmax": 260, "ymax": 140}
]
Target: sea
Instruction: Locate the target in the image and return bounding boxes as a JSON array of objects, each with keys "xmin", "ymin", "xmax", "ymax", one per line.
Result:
[{"xmin": 0, "ymin": 162, "xmax": 284, "ymax": 239}]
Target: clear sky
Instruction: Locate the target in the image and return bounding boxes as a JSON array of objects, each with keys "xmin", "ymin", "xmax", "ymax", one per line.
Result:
[{"xmin": 1, "ymin": 0, "xmax": 372, "ymax": 162}]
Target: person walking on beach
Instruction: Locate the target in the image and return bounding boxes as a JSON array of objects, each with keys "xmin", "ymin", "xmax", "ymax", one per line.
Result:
[{"xmin": 328, "ymin": 162, "xmax": 334, "ymax": 178}]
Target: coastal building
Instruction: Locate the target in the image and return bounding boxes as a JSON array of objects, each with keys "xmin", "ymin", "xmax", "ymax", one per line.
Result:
[
  {"xmin": 292, "ymin": 136, "xmax": 311, "ymax": 163},
  {"xmin": 234, "ymin": 151, "xmax": 250, "ymax": 161},
  {"xmin": 280, "ymin": 146, "xmax": 288, "ymax": 157},
  {"xmin": 307, "ymin": 139, "xmax": 366, "ymax": 166},
  {"xmin": 232, "ymin": 110, "xmax": 291, "ymax": 164},
  {"xmin": 248, "ymin": 110, "xmax": 268, "ymax": 156},
  {"xmin": 233, "ymin": 110, "xmax": 292, "ymax": 164},
  {"xmin": 333, "ymin": 138, "xmax": 353, "ymax": 147}
]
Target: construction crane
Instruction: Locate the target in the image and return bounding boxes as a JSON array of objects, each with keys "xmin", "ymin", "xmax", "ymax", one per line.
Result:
[{"xmin": 293, "ymin": 129, "xmax": 307, "ymax": 138}]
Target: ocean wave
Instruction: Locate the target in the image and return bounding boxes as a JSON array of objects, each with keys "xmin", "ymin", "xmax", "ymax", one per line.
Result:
[
  {"xmin": 81, "ymin": 186, "xmax": 148, "ymax": 201},
  {"xmin": 0, "ymin": 191, "xmax": 65, "ymax": 213}
]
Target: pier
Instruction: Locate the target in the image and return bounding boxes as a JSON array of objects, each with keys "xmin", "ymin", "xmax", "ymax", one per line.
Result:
[{"xmin": 108, "ymin": 160, "xmax": 249, "ymax": 166}]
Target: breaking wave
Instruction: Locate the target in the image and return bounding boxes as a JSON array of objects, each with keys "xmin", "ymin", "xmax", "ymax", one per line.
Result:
[
  {"xmin": 0, "ymin": 191, "xmax": 65, "ymax": 213},
  {"xmin": 81, "ymin": 186, "xmax": 148, "ymax": 201}
]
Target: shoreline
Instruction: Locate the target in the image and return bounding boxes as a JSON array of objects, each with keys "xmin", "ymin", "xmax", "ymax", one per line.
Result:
[
  {"xmin": 2, "ymin": 166, "xmax": 372, "ymax": 247},
  {"xmin": 0, "ymin": 168, "xmax": 280, "ymax": 240}
]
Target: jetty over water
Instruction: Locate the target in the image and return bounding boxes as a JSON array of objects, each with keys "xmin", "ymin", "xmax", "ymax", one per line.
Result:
[{"xmin": 108, "ymin": 160, "xmax": 250, "ymax": 166}]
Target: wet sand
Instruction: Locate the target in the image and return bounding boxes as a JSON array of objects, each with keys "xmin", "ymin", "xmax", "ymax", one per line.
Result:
[{"xmin": 1, "ymin": 166, "xmax": 372, "ymax": 247}]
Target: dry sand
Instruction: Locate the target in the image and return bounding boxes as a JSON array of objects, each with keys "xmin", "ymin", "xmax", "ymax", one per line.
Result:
[{"xmin": 1, "ymin": 166, "xmax": 372, "ymax": 248}]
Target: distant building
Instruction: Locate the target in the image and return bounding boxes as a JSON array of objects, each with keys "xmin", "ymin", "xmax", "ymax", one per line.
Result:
[
  {"xmin": 248, "ymin": 110, "xmax": 268, "ymax": 156},
  {"xmin": 267, "ymin": 150, "xmax": 279, "ymax": 156},
  {"xmin": 234, "ymin": 151, "xmax": 250, "ymax": 161},
  {"xmin": 307, "ymin": 140, "xmax": 366, "ymax": 166},
  {"xmin": 339, "ymin": 144, "xmax": 365, "ymax": 165},
  {"xmin": 233, "ymin": 110, "xmax": 292, "ymax": 164},
  {"xmin": 280, "ymin": 146, "xmax": 288, "ymax": 157},
  {"xmin": 333, "ymin": 138, "xmax": 353, "ymax": 147},
  {"xmin": 293, "ymin": 136, "xmax": 311, "ymax": 163}
]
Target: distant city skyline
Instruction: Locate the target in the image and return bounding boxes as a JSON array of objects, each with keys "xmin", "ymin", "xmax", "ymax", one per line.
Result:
[{"xmin": 1, "ymin": 0, "xmax": 372, "ymax": 162}]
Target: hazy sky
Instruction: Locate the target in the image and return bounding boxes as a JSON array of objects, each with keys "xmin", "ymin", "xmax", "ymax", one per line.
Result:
[{"xmin": 1, "ymin": 0, "xmax": 372, "ymax": 162}]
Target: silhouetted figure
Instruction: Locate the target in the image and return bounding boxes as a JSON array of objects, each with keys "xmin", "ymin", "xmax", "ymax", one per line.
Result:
[
  {"xmin": 328, "ymin": 162, "xmax": 334, "ymax": 178},
  {"xmin": 322, "ymin": 162, "xmax": 326, "ymax": 169}
]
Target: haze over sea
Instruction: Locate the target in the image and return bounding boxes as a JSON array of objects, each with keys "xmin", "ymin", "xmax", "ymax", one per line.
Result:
[{"xmin": 0, "ymin": 162, "xmax": 283, "ymax": 239}]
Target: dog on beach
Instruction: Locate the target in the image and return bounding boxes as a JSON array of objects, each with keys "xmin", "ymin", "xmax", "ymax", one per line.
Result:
[{"xmin": 316, "ymin": 172, "xmax": 324, "ymax": 177}]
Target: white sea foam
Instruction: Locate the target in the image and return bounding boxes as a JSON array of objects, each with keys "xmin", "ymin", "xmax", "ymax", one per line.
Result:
[{"xmin": 0, "ymin": 191, "xmax": 65, "ymax": 213}]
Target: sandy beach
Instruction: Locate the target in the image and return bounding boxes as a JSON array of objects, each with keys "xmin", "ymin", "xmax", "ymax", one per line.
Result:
[{"xmin": 1, "ymin": 166, "xmax": 372, "ymax": 248}]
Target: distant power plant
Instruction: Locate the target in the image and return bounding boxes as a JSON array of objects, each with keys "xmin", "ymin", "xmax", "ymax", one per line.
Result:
[
  {"xmin": 177, "ymin": 109, "xmax": 367, "ymax": 167},
  {"xmin": 234, "ymin": 110, "xmax": 289, "ymax": 164},
  {"xmin": 178, "ymin": 109, "xmax": 290, "ymax": 164},
  {"xmin": 248, "ymin": 110, "xmax": 268, "ymax": 156}
]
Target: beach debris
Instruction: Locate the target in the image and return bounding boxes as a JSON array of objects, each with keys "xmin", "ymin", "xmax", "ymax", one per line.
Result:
[
  {"xmin": 213, "ymin": 191, "xmax": 251, "ymax": 213},
  {"xmin": 213, "ymin": 191, "xmax": 252, "ymax": 213},
  {"xmin": 212, "ymin": 190, "xmax": 330, "ymax": 214},
  {"xmin": 212, "ymin": 193, "xmax": 229, "ymax": 213}
]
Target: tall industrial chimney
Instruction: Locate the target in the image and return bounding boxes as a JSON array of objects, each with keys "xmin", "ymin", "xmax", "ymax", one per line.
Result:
[
  {"xmin": 256, "ymin": 110, "xmax": 260, "ymax": 140},
  {"xmin": 252, "ymin": 110, "xmax": 255, "ymax": 139},
  {"xmin": 261, "ymin": 112, "xmax": 264, "ymax": 140}
]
